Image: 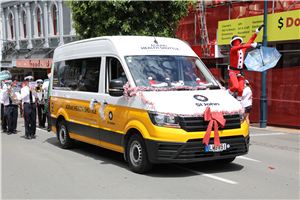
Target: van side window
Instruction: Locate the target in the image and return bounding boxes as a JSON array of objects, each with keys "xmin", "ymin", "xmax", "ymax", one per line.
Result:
[
  {"xmin": 105, "ymin": 57, "xmax": 128, "ymax": 93},
  {"xmin": 53, "ymin": 57, "xmax": 101, "ymax": 92}
]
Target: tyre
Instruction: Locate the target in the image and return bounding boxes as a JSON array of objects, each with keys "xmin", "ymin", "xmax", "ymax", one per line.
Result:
[
  {"xmin": 215, "ymin": 156, "xmax": 236, "ymax": 164},
  {"xmin": 58, "ymin": 120, "xmax": 74, "ymax": 149},
  {"xmin": 127, "ymin": 133, "xmax": 153, "ymax": 174}
]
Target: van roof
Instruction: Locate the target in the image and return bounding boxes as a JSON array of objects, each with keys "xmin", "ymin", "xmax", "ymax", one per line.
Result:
[{"xmin": 54, "ymin": 36, "xmax": 198, "ymax": 61}]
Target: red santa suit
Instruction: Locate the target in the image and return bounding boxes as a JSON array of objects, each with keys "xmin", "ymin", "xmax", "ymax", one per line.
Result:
[{"xmin": 228, "ymin": 28, "xmax": 262, "ymax": 101}]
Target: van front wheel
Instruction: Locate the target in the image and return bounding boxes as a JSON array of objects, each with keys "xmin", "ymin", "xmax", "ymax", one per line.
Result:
[
  {"xmin": 58, "ymin": 120, "xmax": 74, "ymax": 149},
  {"xmin": 127, "ymin": 134, "xmax": 153, "ymax": 174}
]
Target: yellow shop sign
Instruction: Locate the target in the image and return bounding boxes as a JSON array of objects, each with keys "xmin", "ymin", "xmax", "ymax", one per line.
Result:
[{"xmin": 218, "ymin": 9, "xmax": 300, "ymax": 45}]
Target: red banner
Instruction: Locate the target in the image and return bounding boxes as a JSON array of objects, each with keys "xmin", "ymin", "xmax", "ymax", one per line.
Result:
[{"xmin": 16, "ymin": 59, "xmax": 52, "ymax": 69}]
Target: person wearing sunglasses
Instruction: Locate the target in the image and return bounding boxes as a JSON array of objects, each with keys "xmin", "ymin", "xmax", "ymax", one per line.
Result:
[{"xmin": 14, "ymin": 76, "xmax": 37, "ymax": 139}]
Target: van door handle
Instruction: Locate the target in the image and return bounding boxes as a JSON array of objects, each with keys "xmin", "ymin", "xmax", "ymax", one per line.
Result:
[{"xmin": 91, "ymin": 99, "xmax": 98, "ymax": 104}]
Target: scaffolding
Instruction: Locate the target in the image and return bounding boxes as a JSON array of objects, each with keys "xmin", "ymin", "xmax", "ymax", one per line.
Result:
[{"xmin": 195, "ymin": 1, "xmax": 211, "ymax": 57}]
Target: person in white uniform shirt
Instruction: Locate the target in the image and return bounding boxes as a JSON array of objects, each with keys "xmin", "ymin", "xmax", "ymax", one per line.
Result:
[
  {"xmin": 241, "ymin": 79, "xmax": 253, "ymax": 126},
  {"xmin": 42, "ymin": 73, "xmax": 52, "ymax": 132},
  {"xmin": 14, "ymin": 76, "xmax": 37, "ymax": 139},
  {"xmin": 0, "ymin": 87, "xmax": 3, "ymax": 126},
  {"xmin": 36, "ymin": 79, "xmax": 46, "ymax": 128},
  {"xmin": 0, "ymin": 80, "xmax": 8, "ymax": 133},
  {"xmin": 1, "ymin": 80, "xmax": 19, "ymax": 134}
]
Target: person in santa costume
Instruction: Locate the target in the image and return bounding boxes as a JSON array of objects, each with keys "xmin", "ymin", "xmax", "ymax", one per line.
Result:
[{"xmin": 227, "ymin": 24, "xmax": 265, "ymax": 101}]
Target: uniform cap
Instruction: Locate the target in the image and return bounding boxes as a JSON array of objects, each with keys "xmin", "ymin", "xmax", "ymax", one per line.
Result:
[
  {"xmin": 5, "ymin": 80, "xmax": 12, "ymax": 84},
  {"xmin": 24, "ymin": 76, "xmax": 34, "ymax": 81},
  {"xmin": 36, "ymin": 79, "xmax": 43, "ymax": 83}
]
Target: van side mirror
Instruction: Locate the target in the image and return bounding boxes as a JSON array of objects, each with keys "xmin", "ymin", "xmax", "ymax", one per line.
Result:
[{"xmin": 109, "ymin": 79, "xmax": 124, "ymax": 97}]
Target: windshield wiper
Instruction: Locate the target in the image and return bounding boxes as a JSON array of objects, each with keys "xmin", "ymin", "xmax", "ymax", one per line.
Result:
[{"xmin": 207, "ymin": 85, "xmax": 220, "ymax": 89}]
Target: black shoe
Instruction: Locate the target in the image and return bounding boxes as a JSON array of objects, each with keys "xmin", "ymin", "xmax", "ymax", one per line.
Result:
[
  {"xmin": 7, "ymin": 132, "xmax": 11, "ymax": 135},
  {"xmin": 25, "ymin": 135, "xmax": 31, "ymax": 139},
  {"xmin": 31, "ymin": 135, "xmax": 36, "ymax": 139},
  {"xmin": 38, "ymin": 125, "xmax": 45, "ymax": 128},
  {"xmin": 2, "ymin": 129, "xmax": 7, "ymax": 133},
  {"xmin": 47, "ymin": 128, "xmax": 51, "ymax": 132},
  {"xmin": 13, "ymin": 131, "xmax": 17, "ymax": 134}
]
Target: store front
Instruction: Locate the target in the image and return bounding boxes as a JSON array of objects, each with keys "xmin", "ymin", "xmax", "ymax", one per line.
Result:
[{"xmin": 14, "ymin": 59, "xmax": 52, "ymax": 81}]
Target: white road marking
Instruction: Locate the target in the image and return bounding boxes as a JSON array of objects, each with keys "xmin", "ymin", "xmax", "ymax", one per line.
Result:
[
  {"xmin": 172, "ymin": 165, "xmax": 238, "ymax": 184},
  {"xmin": 250, "ymin": 132, "xmax": 288, "ymax": 137},
  {"xmin": 237, "ymin": 156, "xmax": 261, "ymax": 162}
]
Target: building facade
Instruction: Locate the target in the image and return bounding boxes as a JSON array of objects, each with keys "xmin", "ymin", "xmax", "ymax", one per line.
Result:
[
  {"xmin": 1, "ymin": 0, "xmax": 78, "ymax": 81},
  {"xmin": 176, "ymin": 1, "xmax": 300, "ymax": 127}
]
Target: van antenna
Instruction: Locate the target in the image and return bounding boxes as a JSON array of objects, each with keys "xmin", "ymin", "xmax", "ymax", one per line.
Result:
[{"xmin": 153, "ymin": 33, "xmax": 158, "ymax": 44}]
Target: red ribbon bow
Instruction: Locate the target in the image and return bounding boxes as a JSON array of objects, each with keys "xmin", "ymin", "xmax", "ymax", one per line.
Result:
[{"xmin": 202, "ymin": 107, "xmax": 226, "ymax": 147}]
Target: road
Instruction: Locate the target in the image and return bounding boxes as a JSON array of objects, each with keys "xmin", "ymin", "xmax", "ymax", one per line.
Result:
[{"xmin": 1, "ymin": 117, "xmax": 299, "ymax": 199}]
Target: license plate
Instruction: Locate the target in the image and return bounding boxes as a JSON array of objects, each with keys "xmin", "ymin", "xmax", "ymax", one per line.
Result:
[{"xmin": 205, "ymin": 143, "xmax": 227, "ymax": 152}]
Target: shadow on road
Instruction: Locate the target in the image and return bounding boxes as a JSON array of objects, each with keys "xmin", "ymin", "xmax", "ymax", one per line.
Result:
[
  {"xmin": 44, "ymin": 136, "xmax": 244, "ymax": 177},
  {"xmin": 147, "ymin": 161, "xmax": 244, "ymax": 178}
]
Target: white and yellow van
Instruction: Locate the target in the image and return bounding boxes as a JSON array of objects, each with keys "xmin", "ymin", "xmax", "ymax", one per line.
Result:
[{"xmin": 50, "ymin": 36, "xmax": 249, "ymax": 173}]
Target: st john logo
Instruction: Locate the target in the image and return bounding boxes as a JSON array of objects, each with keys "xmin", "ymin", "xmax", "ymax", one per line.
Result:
[
  {"xmin": 109, "ymin": 111, "xmax": 113, "ymax": 120},
  {"xmin": 193, "ymin": 95, "xmax": 208, "ymax": 102}
]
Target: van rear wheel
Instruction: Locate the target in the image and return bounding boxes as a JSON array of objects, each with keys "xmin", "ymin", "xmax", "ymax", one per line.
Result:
[
  {"xmin": 58, "ymin": 120, "xmax": 74, "ymax": 149},
  {"xmin": 127, "ymin": 134, "xmax": 153, "ymax": 174}
]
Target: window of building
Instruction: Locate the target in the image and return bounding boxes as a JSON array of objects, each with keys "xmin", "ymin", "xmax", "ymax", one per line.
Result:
[
  {"xmin": 105, "ymin": 57, "xmax": 128, "ymax": 93},
  {"xmin": 37, "ymin": 8, "xmax": 41, "ymax": 37},
  {"xmin": 53, "ymin": 57, "xmax": 101, "ymax": 92},
  {"xmin": 23, "ymin": 11, "xmax": 26, "ymax": 38},
  {"xmin": 53, "ymin": 5, "xmax": 57, "ymax": 35},
  {"xmin": 275, "ymin": 43, "xmax": 300, "ymax": 69},
  {"xmin": 9, "ymin": 13, "xmax": 13, "ymax": 39}
]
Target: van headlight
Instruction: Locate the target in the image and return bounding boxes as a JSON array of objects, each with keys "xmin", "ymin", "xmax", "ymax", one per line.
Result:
[{"xmin": 148, "ymin": 111, "xmax": 181, "ymax": 129}]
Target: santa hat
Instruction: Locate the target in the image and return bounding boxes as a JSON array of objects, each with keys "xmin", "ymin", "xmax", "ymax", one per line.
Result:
[
  {"xmin": 21, "ymin": 83, "xmax": 26, "ymax": 87},
  {"xmin": 13, "ymin": 80, "xmax": 18, "ymax": 84},
  {"xmin": 230, "ymin": 35, "xmax": 243, "ymax": 46}
]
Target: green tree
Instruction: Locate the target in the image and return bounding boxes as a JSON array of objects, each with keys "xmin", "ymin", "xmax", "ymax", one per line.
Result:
[{"xmin": 66, "ymin": 1, "xmax": 191, "ymax": 40}]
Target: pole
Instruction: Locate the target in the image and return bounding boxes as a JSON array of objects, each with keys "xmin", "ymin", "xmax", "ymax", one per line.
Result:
[
  {"xmin": 260, "ymin": 1, "xmax": 268, "ymax": 128},
  {"xmin": 195, "ymin": 12, "xmax": 197, "ymax": 45}
]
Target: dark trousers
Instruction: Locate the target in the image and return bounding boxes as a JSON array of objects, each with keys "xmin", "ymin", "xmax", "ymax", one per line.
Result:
[
  {"xmin": 1, "ymin": 104, "xmax": 7, "ymax": 131},
  {"xmin": 37, "ymin": 103, "xmax": 46, "ymax": 127},
  {"xmin": 5, "ymin": 105, "xmax": 18, "ymax": 132},
  {"xmin": 24, "ymin": 103, "xmax": 36, "ymax": 136},
  {"xmin": 45, "ymin": 99, "xmax": 51, "ymax": 129}
]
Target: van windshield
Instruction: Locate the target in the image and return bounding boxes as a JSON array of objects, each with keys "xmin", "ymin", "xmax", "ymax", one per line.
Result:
[{"xmin": 125, "ymin": 55, "xmax": 219, "ymax": 88}]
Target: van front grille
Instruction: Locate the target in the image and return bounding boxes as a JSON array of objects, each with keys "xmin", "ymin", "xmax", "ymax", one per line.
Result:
[{"xmin": 178, "ymin": 114, "xmax": 241, "ymax": 132}]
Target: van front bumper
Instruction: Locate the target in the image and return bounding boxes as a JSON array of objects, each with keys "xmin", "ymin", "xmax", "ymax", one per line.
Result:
[{"xmin": 145, "ymin": 135, "xmax": 250, "ymax": 164}]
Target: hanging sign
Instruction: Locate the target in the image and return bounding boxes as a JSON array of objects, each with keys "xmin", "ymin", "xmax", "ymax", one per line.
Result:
[{"xmin": 0, "ymin": 62, "xmax": 13, "ymax": 68}]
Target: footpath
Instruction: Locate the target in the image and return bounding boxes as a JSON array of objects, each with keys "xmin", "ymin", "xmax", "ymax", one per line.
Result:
[{"xmin": 250, "ymin": 123, "xmax": 300, "ymax": 134}]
